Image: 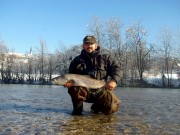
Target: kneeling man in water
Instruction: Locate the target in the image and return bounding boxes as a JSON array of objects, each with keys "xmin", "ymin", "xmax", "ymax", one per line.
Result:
[{"xmin": 65, "ymin": 35, "xmax": 121, "ymax": 115}]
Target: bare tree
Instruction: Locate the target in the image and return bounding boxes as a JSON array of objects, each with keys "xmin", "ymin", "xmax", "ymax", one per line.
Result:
[
  {"xmin": 87, "ymin": 16, "xmax": 106, "ymax": 46},
  {"xmin": 126, "ymin": 21, "xmax": 153, "ymax": 82},
  {"xmin": 47, "ymin": 54, "xmax": 57, "ymax": 81},
  {"xmin": 26, "ymin": 48, "xmax": 34, "ymax": 83},
  {"xmin": 55, "ymin": 43, "xmax": 81, "ymax": 75},
  {"xmin": 37, "ymin": 40, "xmax": 48, "ymax": 83},
  {"xmin": 158, "ymin": 27, "xmax": 176, "ymax": 87},
  {"xmin": 106, "ymin": 18, "xmax": 123, "ymax": 51},
  {"xmin": 0, "ymin": 41, "xmax": 8, "ymax": 82}
]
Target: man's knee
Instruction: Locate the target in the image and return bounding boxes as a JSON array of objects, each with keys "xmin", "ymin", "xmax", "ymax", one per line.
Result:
[
  {"xmin": 68, "ymin": 86, "xmax": 88, "ymax": 101},
  {"xmin": 96, "ymin": 90, "xmax": 120, "ymax": 115}
]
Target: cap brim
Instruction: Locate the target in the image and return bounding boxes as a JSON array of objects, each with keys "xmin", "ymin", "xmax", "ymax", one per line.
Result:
[{"xmin": 84, "ymin": 41, "xmax": 96, "ymax": 44}]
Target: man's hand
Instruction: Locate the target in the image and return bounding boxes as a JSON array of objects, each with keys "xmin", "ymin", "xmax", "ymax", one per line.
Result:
[
  {"xmin": 105, "ymin": 80, "xmax": 117, "ymax": 91},
  {"xmin": 64, "ymin": 80, "xmax": 74, "ymax": 88}
]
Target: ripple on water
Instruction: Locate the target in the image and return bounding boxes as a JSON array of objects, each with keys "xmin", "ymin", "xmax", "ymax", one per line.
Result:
[{"xmin": 0, "ymin": 85, "xmax": 180, "ymax": 134}]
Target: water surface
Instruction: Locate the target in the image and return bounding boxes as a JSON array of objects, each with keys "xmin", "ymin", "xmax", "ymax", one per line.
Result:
[{"xmin": 0, "ymin": 84, "xmax": 179, "ymax": 134}]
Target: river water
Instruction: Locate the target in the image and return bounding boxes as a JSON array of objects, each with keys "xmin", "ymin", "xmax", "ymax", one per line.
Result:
[{"xmin": 0, "ymin": 84, "xmax": 179, "ymax": 135}]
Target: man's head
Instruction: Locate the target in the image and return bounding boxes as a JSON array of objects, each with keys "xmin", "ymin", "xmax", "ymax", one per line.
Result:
[{"xmin": 83, "ymin": 35, "xmax": 98, "ymax": 53}]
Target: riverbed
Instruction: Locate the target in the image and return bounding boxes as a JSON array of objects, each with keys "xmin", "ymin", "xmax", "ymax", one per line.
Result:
[{"xmin": 0, "ymin": 84, "xmax": 179, "ymax": 134}]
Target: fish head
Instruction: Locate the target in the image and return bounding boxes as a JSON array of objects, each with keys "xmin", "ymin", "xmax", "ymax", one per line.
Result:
[{"xmin": 51, "ymin": 75, "xmax": 67, "ymax": 85}]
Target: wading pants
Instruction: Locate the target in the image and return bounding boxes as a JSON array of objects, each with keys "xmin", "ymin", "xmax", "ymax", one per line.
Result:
[{"xmin": 68, "ymin": 86, "xmax": 120, "ymax": 115}]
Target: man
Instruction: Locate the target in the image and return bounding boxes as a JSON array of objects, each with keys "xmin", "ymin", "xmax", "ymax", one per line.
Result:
[{"xmin": 65, "ymin": 35, "xmax": 121, "ymax": 115}]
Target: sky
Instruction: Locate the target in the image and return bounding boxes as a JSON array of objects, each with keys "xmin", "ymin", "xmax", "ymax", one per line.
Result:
[{"xmin": 0, "ymin": 0, "xmax": 180, "ymax": 54}]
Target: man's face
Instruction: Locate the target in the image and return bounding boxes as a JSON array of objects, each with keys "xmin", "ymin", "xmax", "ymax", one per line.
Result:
[{"xmin": 83, "ymin": 42, "xmax": 98, "ymax": 53}]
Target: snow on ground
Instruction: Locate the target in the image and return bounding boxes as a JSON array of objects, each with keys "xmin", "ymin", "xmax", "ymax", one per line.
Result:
[{"xmin": 144, "ymin": 74, "xmax": 180, "ymax": 87}]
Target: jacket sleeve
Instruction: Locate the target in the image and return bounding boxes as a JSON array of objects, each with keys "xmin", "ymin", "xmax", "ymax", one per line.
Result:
[
  {"xmin": 106, "ymin": 55, "xmax": 121, "ymax": 83},
  {"xmin": 69, "ymin": 55, "xmax": 84, "ymax": 74},
  {"xmin": 69, "ymin": 57, "xmax": 78, "ymax": 74}
]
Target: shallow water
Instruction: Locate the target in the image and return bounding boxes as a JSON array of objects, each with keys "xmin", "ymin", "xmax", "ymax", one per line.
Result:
[{"xmin": 0, "ymin": 84, "xmax": 179, "ymax": 135}]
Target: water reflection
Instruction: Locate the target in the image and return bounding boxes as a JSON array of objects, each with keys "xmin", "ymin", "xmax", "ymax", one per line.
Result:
[
  {"xmin": 0, "ymin": 84, "xmax": 179, "ymax": 134},
  {"xmin": 60, "ymin": 114, "xmax": 118, "ymax": 134}
]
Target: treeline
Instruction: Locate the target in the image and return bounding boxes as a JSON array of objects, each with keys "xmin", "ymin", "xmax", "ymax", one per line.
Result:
[{"xmin": 0, "ymin": 18, "xmax": 180, "ymax": 87}]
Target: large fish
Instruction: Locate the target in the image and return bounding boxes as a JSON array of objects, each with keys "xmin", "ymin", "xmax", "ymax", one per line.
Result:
[{"xmin": 51, "ymin": 74, "xmax": 106, "ymax": 89}]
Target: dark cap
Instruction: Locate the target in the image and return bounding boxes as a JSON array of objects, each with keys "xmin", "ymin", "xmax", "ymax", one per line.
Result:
[{"xmin": 83, "ymin": 35, "xmax": 97, "ymax": 44}]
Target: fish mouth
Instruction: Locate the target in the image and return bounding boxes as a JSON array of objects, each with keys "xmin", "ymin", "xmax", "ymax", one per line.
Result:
[{"xmin": 51, "ymin": 79, "xmax": 57, "ymax": 84}]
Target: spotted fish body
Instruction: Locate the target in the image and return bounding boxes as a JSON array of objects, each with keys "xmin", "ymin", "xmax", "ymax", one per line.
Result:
[{"xmin": 51, "ymin": 74, "xmax": 106, "ymax": 89}]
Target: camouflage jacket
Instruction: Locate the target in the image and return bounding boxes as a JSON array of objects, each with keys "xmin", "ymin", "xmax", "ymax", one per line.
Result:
[{"xmin": 69, "ymin": 47, "xmax": 121, "ymax": 83}]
